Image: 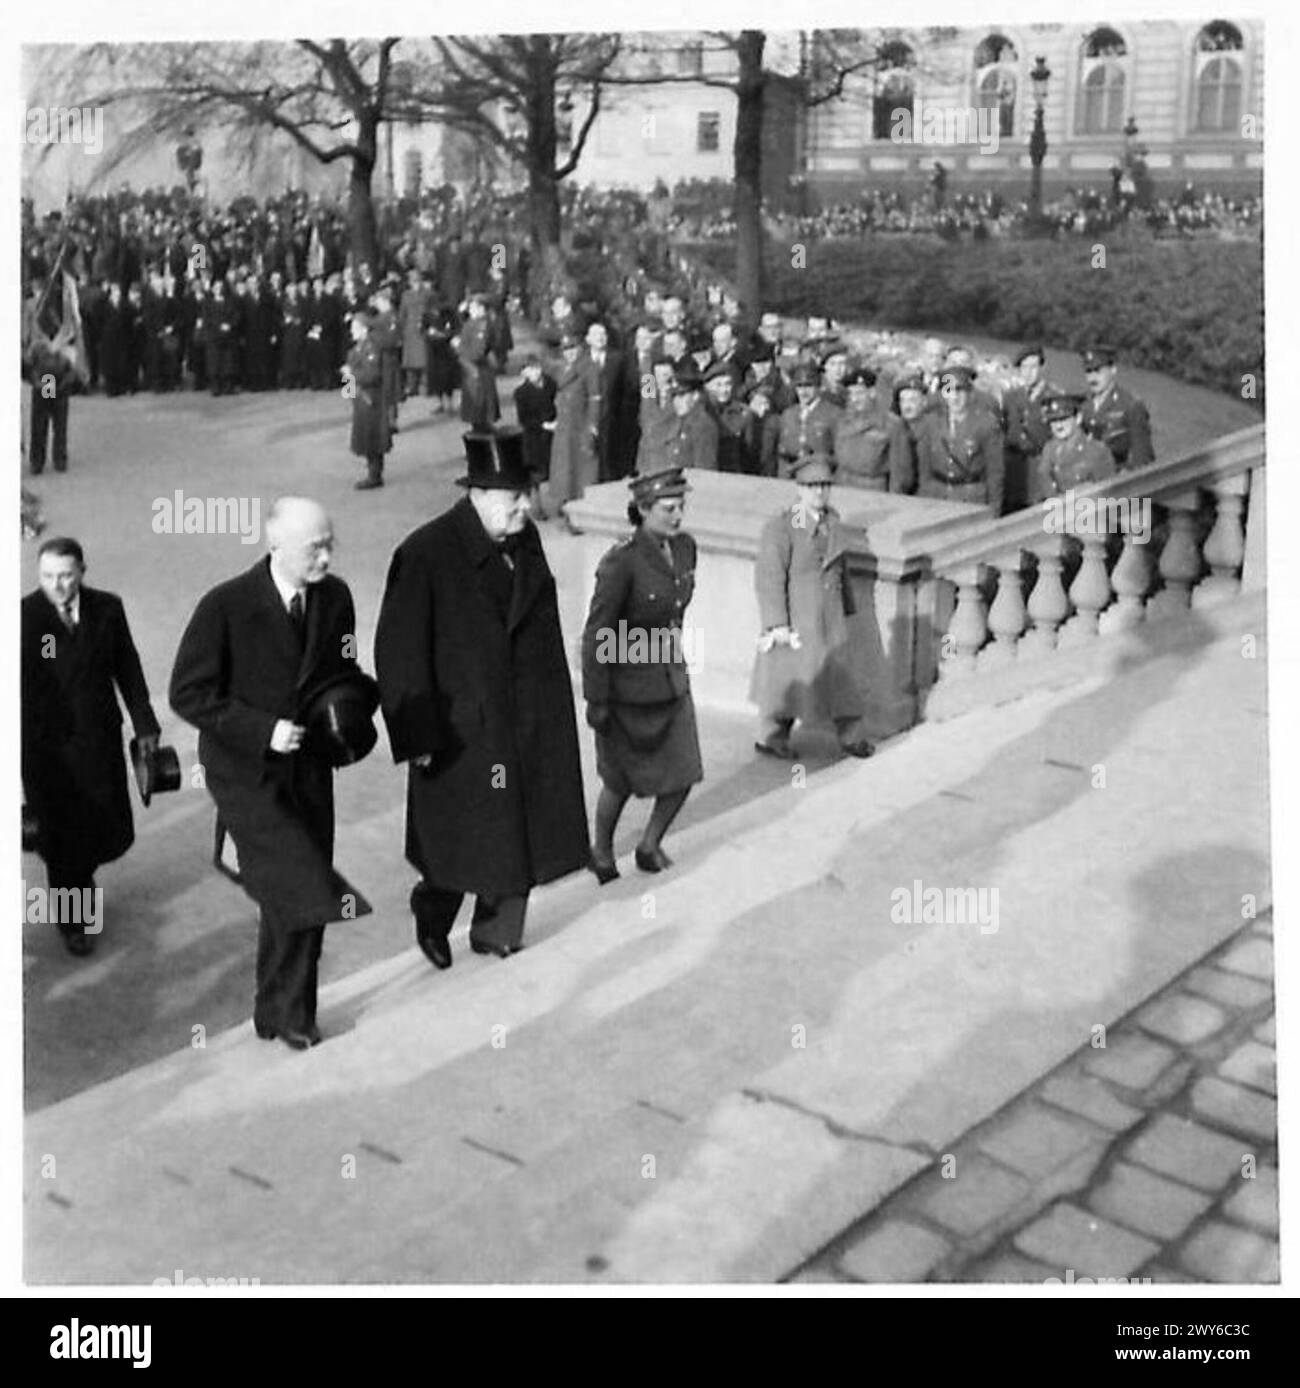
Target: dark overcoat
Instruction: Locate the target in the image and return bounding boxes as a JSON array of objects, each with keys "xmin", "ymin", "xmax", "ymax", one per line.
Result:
[
  {"xmin": 22, "ymin": 587, "xmax": 160, "ymax": 870},
  {"xmin": 347, "ymin": 339, "xmax": 392, "ymax": 457},
  {"xmin": 374, "ymin": 498, "xmax": 588, "ymax": 897},
  {"xmin": 169, "ymin": 558, "xmax": 368, "ymax": 932},
  {"xmin": 456, "ymin": 316, "xmax": 501, "ymax": 427}
]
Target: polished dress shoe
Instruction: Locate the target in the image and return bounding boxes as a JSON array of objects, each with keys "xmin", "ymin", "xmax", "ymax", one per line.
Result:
[
  {"xmin": 354, "ymin": 475, "xmax": 384, "ymax": 491},
  {"xmin": 634, "ymin": 846, "xmax": 672, "ymax": 874},
  {"xmin": 417, "ymin": 931, "xmax": 452, "ymax": 970},
  {"xmin": 588, "ymin": 850, "xmax": 619, "ymax": 885},
  {"xmin": 470, "ymin": 939, "xmax": 512, "ymax": 958},
  {"xmin": 254, "ymin": 1020, "xmax": 276, "ymax": 1041},
  {"xmin": 276, "ymin": 1028, "xmax": 314, "ymax": 1051},
  {"xmin": 841, "ymin": 740, "xmax": 875, "ymax": 759},
  {"xmin": 64, "ymin": 932, "xmax": 94, "ymax": 958}
]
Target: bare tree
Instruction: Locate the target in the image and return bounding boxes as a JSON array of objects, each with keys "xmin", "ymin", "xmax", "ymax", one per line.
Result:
[
  {"xmin": 35, "ymin": 39, "xmax": 402, "ymax": 269},
  {"xmin": 397, "ymin": 33, "xmax": 623, "ymax": 300}
]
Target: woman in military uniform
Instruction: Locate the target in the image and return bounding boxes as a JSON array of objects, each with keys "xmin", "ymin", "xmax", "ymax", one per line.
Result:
[{"xmin": 581, "ymin": 467, "xmax": 703, "ymax": 882}]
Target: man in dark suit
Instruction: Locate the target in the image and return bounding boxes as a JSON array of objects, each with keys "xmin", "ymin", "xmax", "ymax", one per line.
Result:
[
  {"xmin": 22, "ymin": 537, "xmax": 161, "ymax": 957},
  {"xmin": 584, "ymin": 321, "xmax": 633, "ymax": 482},
  {"xmin": 169, "ymin": 497, "xmax": 371, "ymax": 1049},
  {"xmin": 1001, "ymin": 344, "xmax": 1055, "ymax": 513},
  {"xmin": 374, "ymin": 428, "xmax": 588, "ymax": 969}
]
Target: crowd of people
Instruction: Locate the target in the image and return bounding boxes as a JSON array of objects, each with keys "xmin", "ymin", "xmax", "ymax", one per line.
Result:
[{"xmin": 677, "ymin": 182, "xmax": 1261, "ymax": 244}]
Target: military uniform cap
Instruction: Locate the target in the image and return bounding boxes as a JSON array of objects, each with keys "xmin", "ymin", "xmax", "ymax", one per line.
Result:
[
  {"xmin": 791, "ymin": 361, "xmax": 821, "ymax": 387},
  {"xmin": 747, "ymin": 338, "xmax": 775, "ymax": 363},
  {"xmin": 791, "ymin": 453, "xmax": 836, "ymax": 483},
  {"xmin": 630, "ymin": 467, "xmax": 691, "ymax": 504},
  {"xmin": 1042, "ymin": 391, "xmax": 1084, "ymax": 422},
  {"xmin": 844, "ymin": 364, "xmax": 877, "ymax": 388},
  {"xmin": 940, "ymin": 365, "xmax": 976, "ymax": 391},
  {"xmin": 702, "ymin": 359, "xmax": 734, "ymax": 383},
  {"xmin": 1081, "ymin": 344, "xmax": 1118, "ymax": 370},
  {"xmin": 1014, "ymin": 343, "xmax": 1046, "ymax": 366}
]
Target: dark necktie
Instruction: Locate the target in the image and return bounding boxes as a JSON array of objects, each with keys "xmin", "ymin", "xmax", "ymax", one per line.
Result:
[
  {"xmin": 60, "ymin": 601, "xmax": 77, "ymax": 633},
  {"xmin": 288, "ymin": 591, "xmax": 306, "ymax": 645}
]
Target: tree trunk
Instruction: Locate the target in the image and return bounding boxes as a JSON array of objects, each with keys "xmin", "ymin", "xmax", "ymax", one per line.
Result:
[
  {"xmin": 348, "ymin": 110, "xmax": 379, "ymax": 275},
  {"xmin": 733, "ymin": 30, "xmax": 766, "ymax": 329},
  {"xmin": 524, "ymin": 40, "xmax": 564, "ymax": 315}
]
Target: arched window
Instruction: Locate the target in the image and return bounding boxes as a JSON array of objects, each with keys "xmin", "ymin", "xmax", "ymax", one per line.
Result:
[
  {"xmin": 974, "ymin": 34, "xmax": 1018, "ymax": 138},
  {"xmin": 1078, "ymin": 27, "xmax": 1128, "ymax": 134},
  {"xmin": 872, "ymin": 40, "xmax": 915, "ymax": 140},
  {"xmin": 1193, "ymin": 22, "xmax": 1244, "ymax": 131}
]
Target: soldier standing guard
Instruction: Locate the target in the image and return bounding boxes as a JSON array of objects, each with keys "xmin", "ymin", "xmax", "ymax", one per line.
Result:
[
  {"xmin": 1079, "ymin": 344, "xmax": 1154, "ymax": 472},
  {"xmin": 344, "ymin": 309, "xmax": 392, "ymax": 491},
  {"xmin": 750, "ymin": 455, "xmax": 874, "ymax": 761}
]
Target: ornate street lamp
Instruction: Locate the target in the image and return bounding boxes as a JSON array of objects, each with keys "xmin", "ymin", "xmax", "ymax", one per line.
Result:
[{"xmin": 1028, "ymin": 56, "xmax": 1051, "ymax": 225}]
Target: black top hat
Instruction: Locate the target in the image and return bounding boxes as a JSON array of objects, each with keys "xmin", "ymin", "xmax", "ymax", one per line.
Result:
[
  {"xmin": 457, "ymin": 428, "xmax": 533, "ymax": 490},
  {"xmin": 298, "ymin": 669, "xmax": 381, "ymax": 768},
  {"xmin": 130, "ymin": 738, "xmax": 182, "ymax": 807}
]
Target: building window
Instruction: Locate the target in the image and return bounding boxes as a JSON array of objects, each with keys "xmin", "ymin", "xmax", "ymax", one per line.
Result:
[
  {"xmin": 677, "ymin": 42, "xmax": 704, "ymax": 77},
  {"xmin": 1193, "ymin": 21, "xmax": 1244, "ymax": 132},
  {"xmin": 872, "ymin": 40, "xmax": 916, "ymax": 140},
  {"xmin": 974, "ymin": 34, "xmax": 1018, "ymax": 137},
  {"xmin": 1077, "ymin": 27, "xmax": 1128, "ymax": 134},
  {"xmin": 697, "ymin": 111, "xmax": 720, "ymax": 153}
]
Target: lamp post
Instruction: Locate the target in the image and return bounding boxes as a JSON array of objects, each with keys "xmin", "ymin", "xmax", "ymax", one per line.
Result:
[{"xmin": 1028, "ymin": 56, "xmax": 1051, "ymax": 226}]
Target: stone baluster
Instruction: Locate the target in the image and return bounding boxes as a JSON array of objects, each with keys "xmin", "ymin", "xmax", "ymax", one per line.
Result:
[
  {"xmin": 1059, "ymin": 535, "xmax": 1113, "ymax": 647},
  {"xmin": 938, "ymin": 564, "xmax": 989, "ymax": 680},
  {"xmin": 1147, "ymin": 489, "xmax": 1203, "ymax": 621},
  {"xmin": 1192, "ymin": 473, "xmax": 1249, "ymax": 609},
  {"xmin": 1020, "ymin": 536, "xmax": 1070, "ymax": 657},
  {"xmin": 978, "ymin": 553, "xmax": 1028, "ymax": 671},
  {"xmin": 1100, "ymin": 509, "xmax": 1156, "ymax": 633}
]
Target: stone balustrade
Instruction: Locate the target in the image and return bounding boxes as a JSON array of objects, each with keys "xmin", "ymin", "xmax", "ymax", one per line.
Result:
[
  {"xmin": 922, "ymin": 423, "xmax": 1265, "ymax": 721},
  {"xmin": 560, "ymin": 423, "xmax": 1263, "ymax": 738}
]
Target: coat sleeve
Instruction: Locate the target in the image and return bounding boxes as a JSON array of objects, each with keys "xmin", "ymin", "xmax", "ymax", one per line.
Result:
[
  {"xmin": 169, "ymin": 588, "xmax": 278, "ymax": 760},
  {"xmin": 888, "ymin": 415, "xmax": 917, "ymax": 494},
  {"xmin": 374, "ymin": 543, "xmax": 446, "ymax": 763},
  {"xmin": 109, "ymin": 597, "xmax": 161, "ymax": 738},
  {"xmin": 581, "ymin": 546, "xmax": 632, "ymax": 706},
  {"xmin": 982, "ymin": 421, "xmax": 1006, "ymax": 517},
  {"xmin": 1126, "ymin": 398, "xmax": 1154, "ymax": 469},
  {"xmin": 754, "ymin": 516, "xmax": 793, "ymax": 631}
]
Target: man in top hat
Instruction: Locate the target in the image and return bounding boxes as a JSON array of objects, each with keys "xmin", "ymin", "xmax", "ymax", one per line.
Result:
[
  {"xmin": 833, "ymin": 365, "xmax": 915, "ymax": 493},
  {"xmin": 1032, "ymin": 392, "xmax": 1117, "ymax": 502},
  {"xmin": 912, "ymin": 365, "xmax": 1006, "ymax": 515},
  {"xmin": 749, "ymin": 455, "xmax": 874, "ymax": 761},
  {"xmin": 777, "ymin": 361, "xmax": 842, "ymax": 474},
  {"xmin": 170, "ymin": 497, "xmax": 374, "ymax": 1048},
  {"xmin": 1001, "ymin": 344, "xmax": 1055, "ymax": 512},
  {"xmin": 374, "ymin": 428, "xmax": 588, "ymax": 968},
  {"xmin": 23, "ymin": 536, "xmax": 161, "ymax": 957},
  {"xmin": 1079, "ymin": 345, "xmax": 1153, "ymax": 471},
  {"xmin": 665, "ymin": 362, "xmax": 719, "ymax": 471}
]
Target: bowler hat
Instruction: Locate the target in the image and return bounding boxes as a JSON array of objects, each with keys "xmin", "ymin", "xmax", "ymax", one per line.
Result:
[
  {"xmin": 299, "ymin": 669, "xmax": 381, "ymax": 768},
  {"xmin": 791, "ymin": 362, "xmax": 821, "ymax": 387},
  {"xmin": 130, "ymin": 738, "xmax": 182, "ymax": 807},
  {"xmin": 457, "ymin": 427, "xmax": 533, "ymax": 490},
  {"xmin": 747, "ymin": 338, "xmax": 775, "ymax": 363},
  {"xmin": 671, "ymin": 363, "xmax": 703, "ymax": 394}
]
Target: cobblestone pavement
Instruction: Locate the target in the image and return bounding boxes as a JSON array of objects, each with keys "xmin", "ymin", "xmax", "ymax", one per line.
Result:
[{"xmin": 792, "ymin": 911, "xmax": 1278, "ymax": 1285}]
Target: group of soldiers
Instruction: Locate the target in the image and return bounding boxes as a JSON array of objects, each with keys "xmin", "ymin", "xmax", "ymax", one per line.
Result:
[{"xmin": 516, "ymin": 288, "xmax": 1155, "ymax": 518}]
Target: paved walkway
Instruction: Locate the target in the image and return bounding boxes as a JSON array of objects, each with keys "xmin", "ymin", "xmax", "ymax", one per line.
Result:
[
  {"xmin": 25, "ymin": 584, "xmax": 1271, "ymax": 1283},
  {"xmin": 794, "ymin": 915, "xmax": 1277, "ymax": 1284}
]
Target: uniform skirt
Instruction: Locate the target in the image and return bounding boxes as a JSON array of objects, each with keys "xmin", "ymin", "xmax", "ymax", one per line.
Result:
[{"xmin": 596, "ymin": 696, "xmax": 703, "ymax": 798}]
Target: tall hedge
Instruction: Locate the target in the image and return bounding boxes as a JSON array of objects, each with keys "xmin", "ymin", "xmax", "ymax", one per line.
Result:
[{"xmin": 685, "ymin": 232, "xmax": 1263, "ymax": 403}]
